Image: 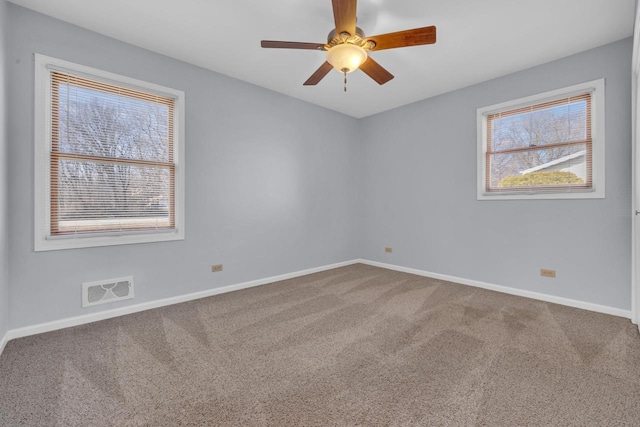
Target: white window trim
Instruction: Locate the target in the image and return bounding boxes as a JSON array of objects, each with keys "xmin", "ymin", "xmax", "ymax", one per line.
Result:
[
  {"xmin": 476, "ymin": 78, "xmax": 605, "ymax": 200},
  {"xmin": 34, "ymin": 54, "xmax": 186, "ymax": 251}
]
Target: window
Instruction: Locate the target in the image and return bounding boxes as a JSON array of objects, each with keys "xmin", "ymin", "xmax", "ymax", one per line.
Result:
[
  {"xmin": 477, "ymin": 79, "xmax": 605, "ymax": 200},
  {"xmin": 35, "ymin": 54, "xmax": 185, "ymax": 251}
]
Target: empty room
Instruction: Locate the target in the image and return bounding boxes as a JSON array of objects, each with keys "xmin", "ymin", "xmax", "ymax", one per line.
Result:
[{"xmin": 1, "ymin": 0, "xmax": 639, "ymax": 425}]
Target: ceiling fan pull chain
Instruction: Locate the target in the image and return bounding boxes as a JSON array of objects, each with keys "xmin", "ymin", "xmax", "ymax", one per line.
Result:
[{"xmin": 343, "ymin": 69, "xmax": 347, "ymax": 92}]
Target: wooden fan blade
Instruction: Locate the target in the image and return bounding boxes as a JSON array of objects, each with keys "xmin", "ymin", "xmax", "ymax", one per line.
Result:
[
  {"xmin": 331, "ymin": 0, "xmax": 357, "ymax": 37},
  {"xmin": 365, "ymin": 26, "xmax": 436, "ymax": 51},
  {"xmin": 261, "ymin": 40, "xmax": 326, "ymax": 50},
  {"xmin": 303, "ymin": 61, "xmax": 334, "ymax": 85},
  {"xmin": 359, "ymin": 57, "xmax": 394, "ymax": 85}
]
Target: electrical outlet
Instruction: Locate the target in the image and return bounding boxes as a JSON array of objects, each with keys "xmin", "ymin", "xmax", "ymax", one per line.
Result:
[
  {"xmin": 540, "ymin": 269, "xmax": 556, "ymax": 278},
  {"xmin": 385, "ymin": 247, "xmax": 393, "ymax": 253},
  {"xmin": 211, "ymin": 264, "xmax": 223, "ymax": 273}
]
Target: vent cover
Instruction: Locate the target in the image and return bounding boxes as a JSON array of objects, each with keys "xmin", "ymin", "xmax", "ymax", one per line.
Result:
[{"xmin": 82, "ymin": 276, "xmax": 134, "ymax": 308}]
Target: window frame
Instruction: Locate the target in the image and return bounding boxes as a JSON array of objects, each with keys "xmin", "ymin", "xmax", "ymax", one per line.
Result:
[
  {"xmin": 34, "ymin": 54, "xmax": 186, "ymax": 251},
  {"xmin": 476, "ymin": 79, "xmax": 605, "ymax": 200}
]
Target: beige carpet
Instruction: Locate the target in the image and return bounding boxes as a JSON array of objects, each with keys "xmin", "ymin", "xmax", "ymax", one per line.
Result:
[{"xmin": 1, "ymin": 264, "xmax": 639, "ymax": 426}]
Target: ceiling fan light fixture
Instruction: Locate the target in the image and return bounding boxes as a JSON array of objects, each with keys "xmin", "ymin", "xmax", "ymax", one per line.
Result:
[{"xmin": 326, "ymin": 43, "xmax": 368, "ymax": 73}]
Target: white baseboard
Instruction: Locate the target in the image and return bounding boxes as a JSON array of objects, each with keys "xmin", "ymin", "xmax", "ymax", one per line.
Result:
[
  {"xmin": 0, "ymin": 331, "xmax": 8, "ymax": 356},
  {"xmin": 3, "ymin": 259, "xmax": 360, "ymax": 345},
  {"xmin": 2, "ymin": 257, "xmax": 631, "ymax": 358},
  {"xmin": 359, "ymin": 259, "xmax": 632, "ymax": 319}
]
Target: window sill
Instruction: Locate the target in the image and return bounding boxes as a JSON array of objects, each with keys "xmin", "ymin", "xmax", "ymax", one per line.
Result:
[
  {"xmin": 477, "ymin": 189, "xmax": 604, "ymax": 201},
  {"xmin": 34, "ymin": 229, "xmax": 184, "ymax": 251}
]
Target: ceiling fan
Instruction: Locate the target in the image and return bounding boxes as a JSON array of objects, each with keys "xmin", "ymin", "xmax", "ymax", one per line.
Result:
[{"xmin": 261, "ymin": 0, "xmax": 437, "ymax": 91}]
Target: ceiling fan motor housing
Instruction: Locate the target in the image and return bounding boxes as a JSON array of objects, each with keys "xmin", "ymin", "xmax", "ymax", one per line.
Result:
[
  {"xmin": 326, "ymin": 26, "xmax": 375, "ymax": 51},
  {"xmin": 327, "ymin": 26, "xmax": 365, "ymax": 42}
]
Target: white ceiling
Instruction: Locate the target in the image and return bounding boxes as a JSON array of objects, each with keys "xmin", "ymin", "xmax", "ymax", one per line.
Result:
[{"xmin": 8, "ymin": 0, "xmax": 635, "ymax": 118}]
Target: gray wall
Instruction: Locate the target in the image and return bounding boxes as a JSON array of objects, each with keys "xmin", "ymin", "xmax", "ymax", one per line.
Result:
[
  {"xmin": 6, "ymin": 4, "xmax": 361, "ymax": 329},
  {"xmin": 0, "ymin": 0, "xmax": 9, "ymax": 339},
  {"xmin": 361, "ymin": 38, "xmax": 633, "ymax": 311}
]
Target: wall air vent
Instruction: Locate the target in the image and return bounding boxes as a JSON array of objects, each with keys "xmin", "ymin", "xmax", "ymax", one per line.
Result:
[{"xmin": 82, "ymin": 276, "xmax": 134, "ymax": 308}]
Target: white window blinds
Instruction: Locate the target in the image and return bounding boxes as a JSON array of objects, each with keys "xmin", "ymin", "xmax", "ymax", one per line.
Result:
[
  {"xmin": 485, "ymin": 93, "xmax": 592, "ymax": 193},
  {"xmin": 49, "ymin": 71, "xmax": 176, "ymax": 235}
]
